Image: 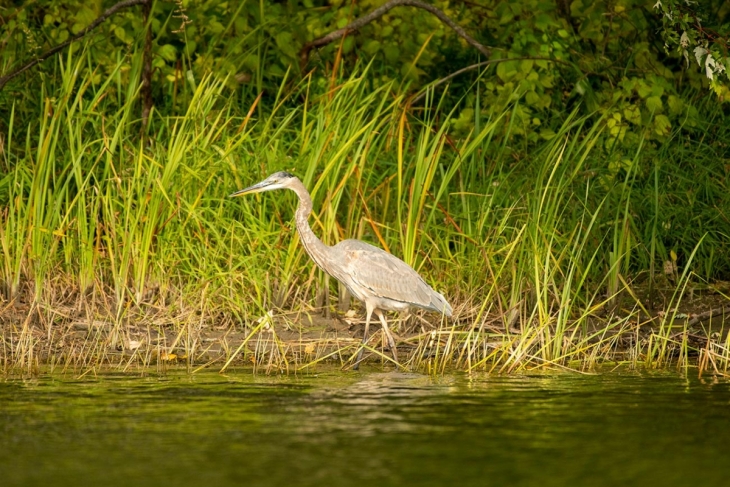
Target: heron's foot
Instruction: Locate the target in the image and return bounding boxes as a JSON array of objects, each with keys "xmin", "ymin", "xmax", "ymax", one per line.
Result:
[
  {"xmin": 352, "ymin": 325, "xmax": 373, "ymax": 371},
  {"xmin": 352, "ymin": 347, "xmax": 365, "ymax": 370},
  {"xmin": 382, "ymin": 328, "xmax": 399, "ymax": 364}
]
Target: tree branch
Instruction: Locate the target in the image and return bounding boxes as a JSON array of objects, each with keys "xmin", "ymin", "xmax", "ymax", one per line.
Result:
[
  {"xmin": 140, "ymin": 0, "xmax": 154, "ymax": 131},
  {"xmin": 410, "ymin": 56, "xmax": 573, "ymax": 103},
  {"xmin": 0, "ymin": 0, "xmax": 149, "ymax": 91},
  {"xmin": 300, "ymin": 0, "xmax": 490, "ymax": 66}
]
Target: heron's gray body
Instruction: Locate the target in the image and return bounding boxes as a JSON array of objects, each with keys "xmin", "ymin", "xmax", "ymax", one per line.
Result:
[
  {"xmin": 230, "ymin": 171, "xmax": 452, "ymax": 367},
  {"xmin": 330, "ymin": 239, "xmax": 452, "ymax": 316}
]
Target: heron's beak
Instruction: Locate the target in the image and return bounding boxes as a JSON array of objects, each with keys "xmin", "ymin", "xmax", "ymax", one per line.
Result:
[{"xmin": 228, "ymin": 180, "xmax": 272, "ymax": 198}]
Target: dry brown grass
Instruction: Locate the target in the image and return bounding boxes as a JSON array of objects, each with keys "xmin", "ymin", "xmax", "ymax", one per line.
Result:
[{"xmin": 3, "ymin": 278, "xmax": 730, "ymax": 378}]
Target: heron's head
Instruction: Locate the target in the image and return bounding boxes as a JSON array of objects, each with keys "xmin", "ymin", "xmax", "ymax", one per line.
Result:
[{"xmin": 228, "ymin": 171, "xmax": 298, "ymax": 198}]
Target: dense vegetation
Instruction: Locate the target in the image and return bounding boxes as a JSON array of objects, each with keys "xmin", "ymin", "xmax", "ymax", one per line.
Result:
[{"xmin": 0, "ymin": 0, "xmax": 728, "ymax": 375}]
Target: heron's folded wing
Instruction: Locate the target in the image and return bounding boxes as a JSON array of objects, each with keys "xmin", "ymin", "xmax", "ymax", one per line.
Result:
[{"xmin": 336, "ymin": 240, "xmax": 434, "ymax": 308}]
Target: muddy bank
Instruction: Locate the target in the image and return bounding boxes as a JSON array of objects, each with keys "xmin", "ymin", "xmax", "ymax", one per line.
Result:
[{"xmin": 2, "ymin": 281, "xmax": 730, "ymax": 374}]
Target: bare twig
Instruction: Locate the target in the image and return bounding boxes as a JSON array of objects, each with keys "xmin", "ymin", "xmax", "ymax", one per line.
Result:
[
  {"xmin": 0, "ymin": 0, "xmax": 149, "ymax": 91},
  {"xmin": 410, "ymin": 56, "xmax": 573, "ymax": 103},
  {"xmin": 687, "ymin": 306, "xmax": 730, "ymax": 327},
  {"xmin": 300, "ymin": 0, "xmax": 490, "ymax": 66}
]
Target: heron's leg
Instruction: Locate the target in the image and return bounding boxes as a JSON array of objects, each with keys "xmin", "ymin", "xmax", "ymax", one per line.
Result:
[
  {"xmin": 353, "ymin": 305, "xmax": 373, "ymax": 370},
  {"xmin": 375, "ymin": 309, "xmax": 398, "ymax": 364}
]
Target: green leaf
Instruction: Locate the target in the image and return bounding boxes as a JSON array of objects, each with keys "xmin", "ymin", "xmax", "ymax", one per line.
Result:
[
  {"xmin": 496, "ymin": 60, "xmax": 518, "ymax": 81},
  {"xmin": 342, "ymin": 36, "xmax": 354, "ymax": 54},
  {"xmin": 623, "ymin": 105, "xmax": 641, "ymax": 124},
  {"xmin": 113, "ymin": 26, "xmax": 129, "ymax": 44},
  {"xmin": 75, "ymin": 6, "xmax": 96, "ymax": 28},
  {"xmin": 268, "ymin": 64, "xmax": 285, "ymax": 76},
  {"xmin": 540, "ymin": 128, "xmax": 556, "ymax": 140},
  {"xmin": 383, "ymin": 46, "xmax": 399, "ymax": 62},
  {"xmin": 243, "ymin": 54, "xmax": 259, "ymax": 70},
  {"xmin": 645, "ymin": 96, "xmax": 663, "ymax": 112},
  {"xmin": 534, "ymin": 13, "xmax": 555, "ymax": 30},
  {"xmin": 158, "ymin": 44, "xmax": 177, "ymax": 62},
  {"xmin": 453, "ymin": 108, "xmax": 475, "ymax": 132},
  {"xmin": 497, "ymin": 4, "xmax": 514, "ymax": 24},
  {"xmin": 208, "ymin": 21, "xmax": 224, "ymax": 35},
  {"xmin": 525, "ymin": 90, "xmax": 540, "ymax": 105},
  {"xmin": 654, "ymin": 114, "xmax": 671, "ymax": 136},
  {"xmin": 636, "ymin": 80, "xmax": 652, "ymax": 98},
  {"xmin": 363, "ymin": 40, "xmax": 381, "ymax": 55},
  {"xmin": 56, "ymin": 29, "xmax": 69, "ymax": 43},
  {"xmin": 667, "ymin": 95, "xmax": 684, "ymax": 115},
  {"xmin": 275, "ymin": 32, "xmax": 297, "ymax": 59}
]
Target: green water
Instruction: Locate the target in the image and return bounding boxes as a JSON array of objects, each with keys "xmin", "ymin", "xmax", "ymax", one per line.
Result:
[{"xmin": 1, "ymin": 369, "xmax": 728, "ymax": 486}]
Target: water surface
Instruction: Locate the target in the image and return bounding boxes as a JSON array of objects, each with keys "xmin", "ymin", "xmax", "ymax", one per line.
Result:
[{"xmin": 1, "ymin": 369, "xmax": 728, "ymax": 486}]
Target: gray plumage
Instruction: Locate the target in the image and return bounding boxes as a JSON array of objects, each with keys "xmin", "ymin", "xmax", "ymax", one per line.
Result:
[
  {"xmin": 333, "ymin": 239, "xmax": 451, "ymax": 315},
  {"xmin": 230, "ymin": 171, "xmax": 452, "ymax": 368}
]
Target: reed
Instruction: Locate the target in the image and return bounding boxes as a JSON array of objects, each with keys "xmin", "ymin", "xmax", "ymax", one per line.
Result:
[{"xmin": 1, "ymin": 47, "xmax": 728, "ymax": 377}]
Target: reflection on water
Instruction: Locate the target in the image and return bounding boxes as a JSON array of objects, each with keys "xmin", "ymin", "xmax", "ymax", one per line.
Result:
[{"xmin": 1, "ymin": 369, "xmax": 729, "ymax": 487}]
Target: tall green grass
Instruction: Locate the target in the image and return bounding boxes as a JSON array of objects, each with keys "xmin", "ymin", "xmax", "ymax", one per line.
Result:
[{"xmin": 1, "ymin": 47, "xmax": 729, "ymax": 376}]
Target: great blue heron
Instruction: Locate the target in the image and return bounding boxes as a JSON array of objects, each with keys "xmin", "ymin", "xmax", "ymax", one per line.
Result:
[{"xmin": 229, "ymin": 171, "xmax": 452, "ymax": 368}]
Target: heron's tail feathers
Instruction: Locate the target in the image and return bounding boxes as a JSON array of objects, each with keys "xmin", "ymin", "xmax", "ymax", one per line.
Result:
[{"xmin": 429, "ymin": 292, "xmax": 453, "ymax": 317}]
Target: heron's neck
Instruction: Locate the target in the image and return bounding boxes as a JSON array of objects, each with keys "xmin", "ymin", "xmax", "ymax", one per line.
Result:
[{"xmin": 290, "ymin": 179, "xmax": 332, "ymax": 272}]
